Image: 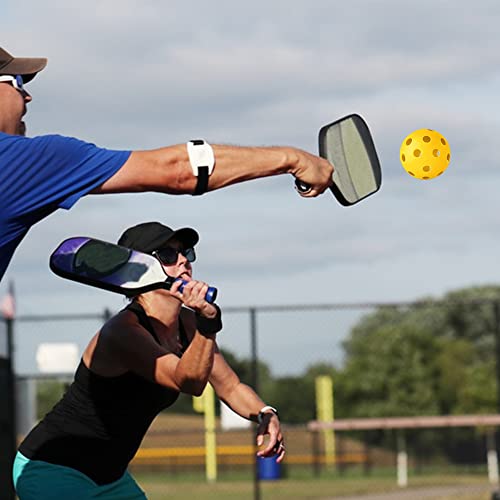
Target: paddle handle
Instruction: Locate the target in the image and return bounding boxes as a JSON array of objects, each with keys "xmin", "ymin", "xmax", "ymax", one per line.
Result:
[
  {"xmin": 178, "ymin": 280, "xmax": 218, "ymax": 303},
  {"xmin": 165, "ymin": 277, "xmax": 217, "ymax": 303},
  {"xmin": 294, "ymin": 179, "xmax": 312, "ymax": 194}
]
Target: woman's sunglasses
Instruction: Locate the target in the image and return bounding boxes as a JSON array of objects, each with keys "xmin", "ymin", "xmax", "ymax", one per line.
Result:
[
  {"xmin": 0, "ymin": 75, "xmax": 29, "ymax": 98},
  {"xmin": 153, "ymin": 246, "xmax": 196, "ymax": 266}
]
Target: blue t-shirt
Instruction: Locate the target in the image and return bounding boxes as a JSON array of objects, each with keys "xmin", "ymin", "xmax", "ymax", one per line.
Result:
[{"xmin": 0, "ymin": 133, "xmax": 131, "ymax": 280}]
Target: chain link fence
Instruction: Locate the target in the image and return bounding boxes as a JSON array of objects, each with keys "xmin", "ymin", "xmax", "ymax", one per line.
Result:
[{"xmin": 4, "ymin": 295, "xmax": 500, "ymax": 499}]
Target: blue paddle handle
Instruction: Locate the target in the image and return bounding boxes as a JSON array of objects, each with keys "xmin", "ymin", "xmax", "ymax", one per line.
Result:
[{"xmin": 177, "ymin": 280, "xmax": 218, "ymax": 304}]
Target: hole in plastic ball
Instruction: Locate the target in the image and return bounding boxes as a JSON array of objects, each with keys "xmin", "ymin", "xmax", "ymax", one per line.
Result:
[
  {"xmin": 433, "ymin": 149, "xmax": 440, "ymax": 157},
  {"xmin": 402, "ymin": 154, "xmax": 406, "ymax": 162},
  {"xmin": 408, "ymin": 171, "xmax": 415, "ymax": 176},
  {"xmin": 423, "ymin": 166, "xmax": 430, "ymax": 172},
  {"xmin": 414, "ymin": 149, "xmax": 421, "ymax": 157},
  {"xmin": 441, "ymin": 138, "xmax": 447, "ymax": 145},
  {"xmin": 423, "ymin": 176, "xmax": 429, "ymax": 180},
  {"xmin": 423, "ymin": 136, "xmax": 431, "ymax": 143},
  {"xmin": 447, "ymin": 154, "xmax": 450, "ymax": 161},
  {"xmin": 406, "ymin": 138, "xmax": 412, "ymax": 146},
  {"xmin": 437, "ymin": 171, "xmax": 443, "ymax": 176}
]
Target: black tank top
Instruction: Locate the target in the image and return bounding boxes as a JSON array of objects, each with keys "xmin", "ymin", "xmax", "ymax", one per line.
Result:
[{"xmin": 19, "ymin": 302, "xmax": 190, "ymax": 485}]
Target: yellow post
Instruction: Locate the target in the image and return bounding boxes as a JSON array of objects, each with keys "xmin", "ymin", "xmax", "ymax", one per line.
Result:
[
  {"xmin": 193, "ymin": 384, "xmax": 217, "ymax": 482},
  {"xmin": 315, "ymin": 375, "xmax": 335, "ymax": 466}
]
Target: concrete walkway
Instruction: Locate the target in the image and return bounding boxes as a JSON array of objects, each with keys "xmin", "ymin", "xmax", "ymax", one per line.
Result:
[{"xmin": 325, "ymin": 484, "xmax": 495, "ymax": 500}]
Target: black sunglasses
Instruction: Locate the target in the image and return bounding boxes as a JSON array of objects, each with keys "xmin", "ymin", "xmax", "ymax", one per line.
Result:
[{"xmin": 153, "ymin": 246, "xmax": 196, "ymax": 265}]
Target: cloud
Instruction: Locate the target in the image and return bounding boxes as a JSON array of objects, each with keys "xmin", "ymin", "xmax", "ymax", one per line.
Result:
[
  {"xmin": 2, "ymin": 0, "xmax": 500, "ymax": 375},
  {"xmin": 7, "ymin": 1, "xmax": 500, "ymax": 144}
]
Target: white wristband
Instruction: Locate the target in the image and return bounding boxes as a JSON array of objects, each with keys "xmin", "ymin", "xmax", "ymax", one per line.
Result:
[
  {"xmin": 257, "ymin": 405, "xmax": 279, "ymax": 424},
  {"xmin": 186, "ymin": 139, "xmax": 215, "ymax": 177}
]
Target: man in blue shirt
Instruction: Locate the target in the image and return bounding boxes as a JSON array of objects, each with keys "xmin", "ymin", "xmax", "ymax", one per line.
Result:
[{"xmin": 0, "ymin": 46, "xmax": 333, "ymax": 281}]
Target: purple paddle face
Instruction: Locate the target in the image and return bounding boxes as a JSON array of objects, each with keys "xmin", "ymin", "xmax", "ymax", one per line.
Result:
[
  {"xmin": 50, "ymin": 236, "xmax": 90, "ymax": 273},
  {"xmin": 50, "ymin": 237, "xmax": 217, "ymax": 302}
]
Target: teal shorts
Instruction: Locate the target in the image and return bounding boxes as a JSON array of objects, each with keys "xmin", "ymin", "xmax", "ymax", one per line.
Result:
[{"xmin": 13, "ymin": 452, "xmax": 147, "ymax": 500}]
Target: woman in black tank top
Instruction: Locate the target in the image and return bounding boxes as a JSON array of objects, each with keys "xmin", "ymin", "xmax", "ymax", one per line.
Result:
[{"xmin": 14, "ymin": 222, "xmax": 285, "ymax": 500}]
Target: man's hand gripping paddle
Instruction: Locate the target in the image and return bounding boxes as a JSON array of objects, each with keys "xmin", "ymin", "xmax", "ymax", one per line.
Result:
[
  {"xmin": 295, "ymin": 114, "xmax": 382, "ymax": 205},
  {"xmin": 50, "ymin": 237, "xmax": 217, "ymax": 303}
]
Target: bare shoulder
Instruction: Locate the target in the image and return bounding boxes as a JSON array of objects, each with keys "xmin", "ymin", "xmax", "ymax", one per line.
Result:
[
  {"xmin": 87, "ymin": 308, "xmax": 169, "ymax": 376},
  {"xmin": 83, "ymin": 309, "xmax": 144, "ymax": 375},
  {"xmin": 101, "ymin": 309, "xmax": 141, "ymax": 340},
  {"xmin": 99, "ymin": 309, "xmax": 160, "ymax": 352}
]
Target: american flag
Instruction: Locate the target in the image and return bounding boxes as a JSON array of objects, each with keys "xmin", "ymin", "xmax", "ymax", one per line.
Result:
[{"xmin": 1, "ymin": 281, "xmax": 16, "ymax": 319}]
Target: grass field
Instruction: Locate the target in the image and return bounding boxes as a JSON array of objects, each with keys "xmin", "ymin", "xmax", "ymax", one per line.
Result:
[{"xmin": 135, "ymin": 472, "xmax": 494, "ymax": 499}]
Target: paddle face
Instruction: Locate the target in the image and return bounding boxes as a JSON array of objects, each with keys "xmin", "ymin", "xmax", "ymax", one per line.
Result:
[
  {"xmin": 73, "ymin": 239, "xmax": 132, "ymax": 278},
  {"xmin": 319, "ymin": 114, "xmax": 382, "ymax": 206},
  {"xmin": 50, "ymin": 237, "xmax": 172, "ymax": 295},
  {"xmin": 50, "ymin": 237, "xmax": 218, "ymax": 302}
]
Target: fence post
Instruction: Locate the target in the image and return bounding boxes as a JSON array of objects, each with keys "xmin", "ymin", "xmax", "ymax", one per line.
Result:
[
  {"xmin": 336, "ymin": 436, "xmax": 345, "ymax": 475},
  {"xmin": 364, "ymin": 441, "xmax": 372, "ymax": 476},
  {"xmin": 193, "ymin": 385, "xmax": 217, "ymax": 482},
  {"xmin": 311, "ymin": 428, "xmax": 321, "ymax": 477},
  {"xmin": 0, "ymin": 316, "xmax": 16, "ymax": 500},
  {"xmin": 493, "ymin": 301, "xmax": 500, "ymax": 483},
  {"xmin": 487, "ymin": 431, "xmax": 499, "ymax": 485},
  {"xmin": 396, "ymin": 431, "xmax": 408, "ymax": 488},
  {"xmin": 103, "ymin": 307, "xmax": 113, "ymax": 322},
  {"xmin": 250, "ymin": 308, "xmax": 261, "ymax": 500},
  {"xmin": 315, "ymin": 376, "xmax": 335, "ymax": 470}
]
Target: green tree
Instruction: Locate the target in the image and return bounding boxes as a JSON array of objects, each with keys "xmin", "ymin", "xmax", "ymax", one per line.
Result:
[
  {"xmin": 218, "ymin": 348, "xmax": 275, "ymax": 400},
  {"xmin": 265, "ymin": 363, "xmax": 339, "ymax": 424},
  {"xmin": 337, "ymin": 323, "xmax": 440, "ymax": 419},
  {"xmin": 441, "ymin": 286, "xmax": 500, "ymax": 356},
  {"xmin": 455, "ymin": 360, "xmax": 497, "ymax": 414},
  {"xmin": 340, "ymin": 286, "xmax": 500, "ymax": 418},
  {"xmin": 267, "ymin": 375, "xmax": 315, "ymax": 424},
  {"xmin": 335, "ymin": 286, "xmax": 500, "ymax": 459}
]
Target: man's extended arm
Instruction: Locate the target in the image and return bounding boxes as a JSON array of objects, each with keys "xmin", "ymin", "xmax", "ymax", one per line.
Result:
[{"xmin": 92, "ymin": 143, "xmax": 333, "ymax": 198}]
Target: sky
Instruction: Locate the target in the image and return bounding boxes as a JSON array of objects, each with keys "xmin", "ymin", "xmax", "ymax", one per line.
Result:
[{"xmin": 2, "ymin": 0, "xmax": 500, "ymax": 376}]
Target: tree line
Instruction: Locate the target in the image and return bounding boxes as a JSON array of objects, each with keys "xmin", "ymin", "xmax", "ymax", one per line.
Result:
[
  {"xmin": 210, "ymin": 286, "xmax": 500, "ymax": 426},
  {"xmin": 216, "ymin": 285, "xmax": 500, "ymax": 461},
  {"xmin": 37, "ymin": 285, "xmax": 500, "ymax": 460}
]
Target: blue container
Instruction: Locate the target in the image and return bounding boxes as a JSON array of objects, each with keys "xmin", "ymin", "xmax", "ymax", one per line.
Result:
[{"xmin": 257, "ymin": 455, "xmax": 281, "ymax": 480}]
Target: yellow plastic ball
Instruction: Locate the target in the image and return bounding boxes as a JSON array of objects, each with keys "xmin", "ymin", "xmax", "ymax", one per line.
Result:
[{"xmin": 400, "ymin": 129, "xmax": 451, "ymax": 180}]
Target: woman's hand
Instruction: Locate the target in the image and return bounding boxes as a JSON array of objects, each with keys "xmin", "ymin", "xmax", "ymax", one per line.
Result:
[
  {"xmin": 170, "ymin": 279, "xmax": 217, "ymax": 318},
  {"xmin": 256, "ymin": 412, "xmax": 286, "ymax": 463}
]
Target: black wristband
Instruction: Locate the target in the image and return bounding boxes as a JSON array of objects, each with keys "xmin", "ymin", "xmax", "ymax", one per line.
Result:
[
  {"xmin": 196, "ymin": 304, "xmax": 222, "ymax": 336},
  {"xmin": 257, "ymin": 406, "xmax": 279, "ymax": 424},
  {"xmin": 193, "ymin": 166, "xmax": 209, "ymax": 196}
]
